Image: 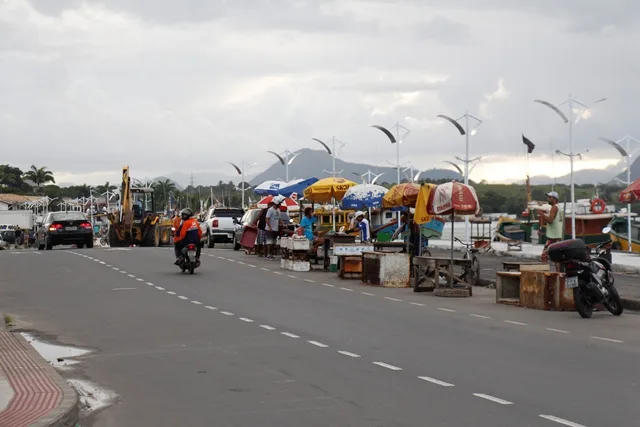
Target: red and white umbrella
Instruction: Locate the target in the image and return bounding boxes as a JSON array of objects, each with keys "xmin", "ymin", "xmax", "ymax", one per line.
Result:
[
  {"xmin": 257, "ymin": 195, "xmax": 299, "ymax": 212},
  {"xmin": 428, "ymin": 181, "xmax": 480, "ymax": 216}
]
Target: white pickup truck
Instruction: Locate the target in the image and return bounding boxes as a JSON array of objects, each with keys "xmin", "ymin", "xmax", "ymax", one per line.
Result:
[{"xmin": 199, "ymin": 207, "xmax": 244, "ymax": 248}]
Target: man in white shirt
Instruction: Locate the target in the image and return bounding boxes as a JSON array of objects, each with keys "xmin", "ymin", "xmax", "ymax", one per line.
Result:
[{"xmin": 265, "ymin": 197, "xmax": 282, "ymax": 260}]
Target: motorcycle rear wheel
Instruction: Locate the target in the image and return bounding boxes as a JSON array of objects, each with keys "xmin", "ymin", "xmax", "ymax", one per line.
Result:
[
  {"xmin": 573, "ymin": 287, "xmax": 593, "ymax": 319},
  {"xmin": 603, "ymin": 285, "xmax": 624, "ymax": 316},
  {"xmin": 189, "ymin": 263, "xmax": 195, "ymax": 275}
]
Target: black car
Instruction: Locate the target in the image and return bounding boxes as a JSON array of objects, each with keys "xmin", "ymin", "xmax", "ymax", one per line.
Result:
[
  {"xmin": 37, "ymin": 212, "xmax": 94, "ymax": 250},
  {"xmin": 0, "ymin": 230, "xmax": 16, "ymax": 245}
]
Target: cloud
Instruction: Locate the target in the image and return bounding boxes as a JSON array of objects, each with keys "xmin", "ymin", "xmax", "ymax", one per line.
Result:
[
  {"xmin": 411, "ymin": 15, "xmax": 471, "ymax": 44},
  {"xmin": 478, "ymin": 78, "xmax": 510, "ymax": 117}
]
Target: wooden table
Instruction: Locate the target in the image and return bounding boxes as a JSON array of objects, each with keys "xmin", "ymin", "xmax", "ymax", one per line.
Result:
[{"xmin": 412, "ymin": 256, "xmax": 473, "ymax": 293}]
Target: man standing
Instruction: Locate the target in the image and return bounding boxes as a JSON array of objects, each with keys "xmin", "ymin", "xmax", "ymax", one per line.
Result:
[
  {"xmin": 539, "ymin": 191, "xmax": 563, "ymax": 267},
  {"xmin": 254, "ymin": 203, "xmax": 271, "ymax": 257},
  {"xmin": 353, "ymin": 211, "xmax": 370, "ymax": 243},
  {"xmin": 265, "ymin": 197, "xmax": 282, "ymax": 260}
]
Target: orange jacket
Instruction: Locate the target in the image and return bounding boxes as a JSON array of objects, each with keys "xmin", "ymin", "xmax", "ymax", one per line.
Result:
[
  {"xmin": 174, "ymin": 217, "xmax": 202, "ymax": 244},
  {"xmin": 172, "ymin": 216, "xmax": 182, "ymax": 235}
]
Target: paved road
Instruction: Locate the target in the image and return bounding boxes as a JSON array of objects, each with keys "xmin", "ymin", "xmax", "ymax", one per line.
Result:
[{"xmin": 0, "ymin": 246, "xmax": 639, "ymax": 426}]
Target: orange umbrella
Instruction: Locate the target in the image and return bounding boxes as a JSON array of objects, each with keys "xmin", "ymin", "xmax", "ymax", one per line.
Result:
[
  {"xmin": 382, "ymin": 183, "xmax": 421, "ymax": 208},
  {"xmin": 620, "ymin": 178, "xmax": 640, "ymax": 203}
]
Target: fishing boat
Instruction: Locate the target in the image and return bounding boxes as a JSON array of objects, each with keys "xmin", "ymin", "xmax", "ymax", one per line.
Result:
[{"xmin": 605, "ymin": 213, "xmax": 640, "ymax": 251}]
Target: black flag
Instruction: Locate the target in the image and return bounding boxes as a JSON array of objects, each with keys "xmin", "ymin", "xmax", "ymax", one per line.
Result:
[{"xmin": 522, "ymin": 134, "xmax": 535, "ymax": 154}]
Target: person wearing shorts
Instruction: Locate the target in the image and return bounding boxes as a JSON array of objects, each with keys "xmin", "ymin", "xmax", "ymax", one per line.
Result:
[
  {"xmin": 539, "ymin": 191, "xmax": 563, "ymax": 270},
  {"xmin": 265, "ymin": 198, "xmax": 282, "ymax": 260},
  {"xmin": 255, "ymin": 205, "xmax": 270, "ymax": 257}
]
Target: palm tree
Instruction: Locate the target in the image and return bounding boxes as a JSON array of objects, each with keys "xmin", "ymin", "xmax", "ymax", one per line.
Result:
[
  {"xmin": 153, "ymin": 179, "xmax": 177, "ymax": 211},
  {"xmin": 0, "ymin": 169, "xmax": 17, "ymax": 189},
  {"xmin": 23, "ymin": 165, "xmax": 55, "ymax": 192},
  {"xmin": 96, "ymin": 181, "xmax": 117, "ymax": 194}
]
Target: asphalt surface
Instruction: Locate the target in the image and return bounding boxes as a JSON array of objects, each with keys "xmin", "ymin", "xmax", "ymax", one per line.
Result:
[{"xmin": 0, "ymin": 246, "xmax": 639, "ymax": 427}]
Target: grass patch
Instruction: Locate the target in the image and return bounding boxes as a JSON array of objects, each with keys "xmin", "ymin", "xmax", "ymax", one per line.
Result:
[{"xmin": 3, "ymin": 314, "xmax": 14, "ymax": 327}]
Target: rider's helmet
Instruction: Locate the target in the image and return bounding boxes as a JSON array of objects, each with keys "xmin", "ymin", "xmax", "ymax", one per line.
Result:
[{"xmin": 180, "ymin": 208, "xmax": 193, "ymax": 220}]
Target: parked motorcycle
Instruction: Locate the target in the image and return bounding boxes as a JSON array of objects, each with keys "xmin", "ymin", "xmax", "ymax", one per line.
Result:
[
  {"xmin": 177, "ymin": 243, "xmax": 200, "ymax": 275},
  {"xmin": 548, "ymin": 233, "xmax": 623, "ymax": 319}
]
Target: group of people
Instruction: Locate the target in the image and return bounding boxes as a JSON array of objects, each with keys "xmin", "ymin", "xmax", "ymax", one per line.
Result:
[{"xmin": 254, "ymin": 196, "xmax": 293, "ymax": 260}]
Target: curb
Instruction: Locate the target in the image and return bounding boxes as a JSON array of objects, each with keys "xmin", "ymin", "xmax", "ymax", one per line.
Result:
[{"xmin": 14, "ymin": 334, "xmax": 79, "ymax": 427}]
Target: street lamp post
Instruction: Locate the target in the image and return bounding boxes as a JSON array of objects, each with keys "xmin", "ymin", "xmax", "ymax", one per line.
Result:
[
  {"xmin": 228, "ymin": 161, "xmax": 256, "ymax": 209},
  {"xmin": 352, "ymin": 170, "xmax": 384, "ymax": 185},
  {"xmin": 437, "ymin": 111, "xmax": 482, "ymax": 243},
  {"xmin": 267, "ymin": 150, "xmax": 299, "ymax": 182},
  {"xmin": 535, "ymin": 95, "xmax": 607, "ymax": 239},
  {"xmin": 601, "ymin": 135, "xmax": 640, "ymax": 252},
  {"xmin": 312, "ymin": 137, "xmax": 346, "ymax": 177}
]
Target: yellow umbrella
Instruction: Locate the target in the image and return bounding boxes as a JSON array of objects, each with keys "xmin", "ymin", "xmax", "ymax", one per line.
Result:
[
  {"xmin": 413, "ymin": 183, "xmax": 438, "ymax": 224},
  {"xmin": 303, "ymin": 177, "xmax": 357, "ymax": 203},
  {"xmin": 382, "ymin": 183, "xmax": 421, "ymax": 208}
]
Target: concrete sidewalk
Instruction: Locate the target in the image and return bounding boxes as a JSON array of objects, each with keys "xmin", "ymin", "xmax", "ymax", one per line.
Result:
[{"xmin": 0, "ymin": 331, "xmax": 78, "ymax": 427}]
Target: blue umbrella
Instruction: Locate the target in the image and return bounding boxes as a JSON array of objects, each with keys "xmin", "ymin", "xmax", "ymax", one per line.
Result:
[
  {"xmin": 254, "ymin": 180, "xmax": 286, "ymax": 196},
  {"xmin": 277, "ymin": 177, "xmax": 319, "ymax": 198},
  {"xmin": 340, "ymin": 183, "xmax": 388, "ymax": 209}
]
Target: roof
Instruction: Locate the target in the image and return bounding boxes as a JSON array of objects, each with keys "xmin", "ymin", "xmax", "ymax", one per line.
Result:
[{"xmin": 0, "ymin": 194, "xmax": 45, "ymax": 205}]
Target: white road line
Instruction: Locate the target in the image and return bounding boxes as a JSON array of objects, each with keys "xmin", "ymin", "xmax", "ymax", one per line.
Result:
[
  {"xmin": 167, "ymin": 291, "xmax": 176, "ymax": 295},
  {"xmin": 308, "ymin": 340, "xmax": 328, "ymax": 348},
  {"xmin": 338, "ymin": 351, "xmax": 361, "ymax": 358},
  {"xmin": 239, "ymin": 317, "xmax": 254, "ymax": 323},
  {"xmin": 504, "ymin": 320, "xmax": 528, "ymax": 326},
  {"xmin": 106, "ymin": 265, "xmax": 112, "ymax": 268},
  {"xmin": 227, "ymin": 259, "xmax": 235, "ymax": 262},
  {"xmin": 304, "ymin": 279, "xmax": 315, "ymax": 283},
  {"xmin": 136, "ymin": 278, "xmax": 144, "ymax": 282},
  {"xmin": 146, "ymin": 282, "xmax": 154, "ymax": 286},
  {"xmin": 321, "ymin": 283, "xmax": 335, "ymax": 287},
  {"xmin": 237, "ymin": 261, "xmax": 246, "ymax": 265},
  {"xmin": 384, "ymin": 297, "xmax": 402, "ymax": 302},
  {"xmin": 113, "ymin": 267, "xmax": 120, "ymax": 271},
  {"xmin": 547, "ymin": 328, "xmax": 570, "ymax": 334},
  {"xmin": 409, "ymin": 302, "xmax": 425, "ymax": 306},
  {"xmin": 260, "ymin": 268, "xmax": 270, "ymax": 271},
  {"xmin": 591, "ymin": 336, "xmax": 623, "ymax": 343},
  {"xmin": 418, "ymin": 376, "xmax": 454, "ymax": 387},
  {"xmin": 438, "ymin": 308, "xmax": 456, "ymax": 313},
  {"xmin": 288, "ymin": 275, "xmax": 298, "ymax": 279},
  {"xmin": 273, "ymin": 271, "xmax": 283, "ymax": 275},
  {"xmin": 361, "ymin": 292, "xmax": 376, "ymax": 296},
  {"xmin": 469, "ymin": 314, "xmax": 491, "ymax": 319},
  {"xmin": 281, "ymin": 332, "xmax": 299, "ymax": 338},
  {"xmin": 373, "ymin": 362, "xmax": 402, "ymax": 371},
  {"xmin": 247, "ymin": 264, "xmax": 256, "ymax": 268},
  {"xmin": 205, "ymin": 306, "xmax": 217, "ymax": 310},
  {"xmin": 473, "ymin": 393, "xmax": 513, "ymax": 405},
  {"xmin": 539, "ymin": 415, "xmax": 586, "ymax": 427},
  {"xmin": 112, "ymin": 287, "xmax": 137, "ymax": 291},
  {"xmin": 99, "ymin": 261, "xmax": 106, "ymax": 265},
  {"xmin": 155, "ymin": 287, "xmax": 165, "ymax": 291},
  {"xmin": 178, "ymin": 296, "xmax": 188, "ymax": 300},
  {"xmin": 260, "ymin": 325, "xmax": 276, "ymax": 330},
  {"xmin": 191, "ymin": 301, "xmax": 202, "ymax": 305},
  {"xmin": 220, "ymin": 311, "xmax": 234, "ymax": 316},
  {"xmin": 340, "ymin": 287, "xmax": 354, "ymax": 292},
  {"xmin": 120, "ymin": 271, "xmax": 127, "ymax": 274}
]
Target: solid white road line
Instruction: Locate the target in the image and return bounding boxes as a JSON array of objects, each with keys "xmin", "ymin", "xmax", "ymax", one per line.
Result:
[
  {"xmin": 260, "ymin": 325, "xmax": 276, "ymax": 330},
  {"xmin": 384, "ymin": 297, "xmax": 402, "ymax": 302},
  {"xmin": 546, "ymin": 328, "xmax": 570, "ymax": 334},
  {"xmin": 361, "ymin": 292, "xmax": 376, "ymax": 296},
  {"xmin": 155, "ymin": 286, "xmax": 165, "ymax": 291},
  {"xmin": 504, "ymin": 320, "xmax": 528, "ymax": 326},
  {"xmin": 220, "ymin": 311, "xmax": 234, "ymax": 316},
  {"xmin": 539, "ymin": 415, "xmax": 587, "ymax": 427},
  {"xmin": 338, "ymin": 351, "xmax": 361, "ymax": 358},
  {"xmin": 418, "ymin": 376, "xmax": 454, "ymax": 387},
  {"xmin": 191, "ymin": 301, "xmax": 202, "ymax": 305},
  {"xmin": 469, "ymin": 314, "xmax": 491, "ymax": 319},
  {"xmin": 178, "ymin": 296, "xmax": 188, "ymax": 300},
  {"xmin": 112, "ymin": 287, "xmax": 137, "ymax": 291},
  {"xmin": 591, "ymin": 336, "xmax": 623, "ymax": 343},
  {"xmin": 308, "ymin": 341, "xmax": 328, "ymax": 348},
  {"xmin": 340, "ymin": 287, "xmax": 354, "ymax": 292},
  {"xmin": 205, "ymin": 306, "xmax": 217, "ymax": 310},
  {"xmin": 281, "ymin": 332, "xmax": 299, "ymax": 338},
  {"xmin": 438, "ymin": 308, "xmax": 456, "ymax": 313},
  {"xmin": 409, "ymin": 302, "xmax": 425, "ymax": 306},
  {"xmin": 373, "ymin": 362, "xmax": 402, "ymax": 371},
  {"xmin": 473, "ymin": 393, "xmax": 513, "ymax": 405},
  {"xmin": 321, "ymin": 283, "xmax": 335, "ymax": 287},
  {"xmin": 239, "ymin": 317, "xmax": 254, "ymax": 323}
]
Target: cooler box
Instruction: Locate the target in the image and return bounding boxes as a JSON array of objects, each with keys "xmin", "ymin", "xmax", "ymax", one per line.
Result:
[{"xmin": 240, "ymin": 225, "xmax": 258, "ymax": 249}]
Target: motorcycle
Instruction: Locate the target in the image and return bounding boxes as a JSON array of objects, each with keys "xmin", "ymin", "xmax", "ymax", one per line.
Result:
[
  {"xmin": 177, "ymin": 243, "xmax": 200, "ymax": 274},
  {"xmin": 548, "ymin": 231, "xmax": 623, "ymax": 319}
]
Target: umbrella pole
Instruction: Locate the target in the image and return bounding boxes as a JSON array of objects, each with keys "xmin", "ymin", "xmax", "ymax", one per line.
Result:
[
  {"xmin": 450, "ymin": 213, "xmax": 454, "ymax": 287},
  {"xmin": 332, "ymin": 197, "xmax": 336, "ymax": 232}
]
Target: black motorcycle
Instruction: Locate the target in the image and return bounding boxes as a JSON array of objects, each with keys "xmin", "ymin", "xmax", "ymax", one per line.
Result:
[
  {"xmin": 177, "ymin": 243, "xmax": 200, "ymax": 275},
  {"xmin": 548, "ymin": 237, "xmax": 623, "ymax": 319}
]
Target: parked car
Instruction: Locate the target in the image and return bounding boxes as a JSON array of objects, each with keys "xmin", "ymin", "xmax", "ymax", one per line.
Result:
[
  {"xmin": 37, "ymin": 212, "xmax": 94, "ymax": 250},
  {"xmin": 0, "ymin": 229, "xmax": 16, "ymax": 246},
  {"xmin": 200, "ymin": 207, "xmax": 244, "ymax": 248},
  {"xmin": 232, "ymin": 208, "xmax": 263, "ymax": 251}
]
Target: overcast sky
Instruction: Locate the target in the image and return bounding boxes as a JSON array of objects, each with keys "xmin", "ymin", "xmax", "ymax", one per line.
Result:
[{"xmin": 1, "ymin": 0, "xmax": 638, "ymax": 185}]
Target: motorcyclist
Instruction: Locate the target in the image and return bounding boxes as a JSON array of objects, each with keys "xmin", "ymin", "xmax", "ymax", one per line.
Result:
[{"xmin": 173, "ymin": 208, "xmax": 202, "ymax": 265}]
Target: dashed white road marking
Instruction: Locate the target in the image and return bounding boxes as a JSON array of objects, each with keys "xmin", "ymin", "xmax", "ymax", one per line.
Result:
[
  {"xmin": 321, "ymin": 283, "xmax": 335, "ymax": 287},
  {"xmin": 113, "ymin": 267, "xmax": 120, "ymax": 271},
  {"xmin": 469, "ymin": 314, "xmax": 491, "ymax": 319},
  {"xmin": 338, "ymin": 351, "xmax": 361, "ymax": 358},
  {"xmin": 146, "ymin": 282, "xmax": 154, "ymax": 286},
  {"xmin": 504, "ymin": 320, "xmax": 528, "ymax": 326},
  {"xmin": 591, "ymin": 336, "xmax": 623, "ymax": 343},
  {"xmin": 260, "ymin": 268, "xmax": 270, "ymax": 271},
  {"xmin": 473, "ymin": 393, "xmax": 513, "ymax": 405},
  {"xmin": 308, "ymin": 340, "xmax": 328, "ymax": 348},
  {"xmin": 339, "ymin": 287, "xmax": 354, "ymax": 292},
  {"xmin": 106, "ymin": 265, "xmax": 112, "ymax": 268},
  {"xmin": 99, "ymin": 261, "xmax": 106, "ymax": 265},
  {"xmin": 539, "ymin": 415, "xmax": 586, "ymax": 427},
  {"xmin": 178, "ymin": 296, "xmax": 188, "ymax": 300},
  {"xmin": 547, "ymin": 328, "xmax": 570, "ymax": 334},
  {"xmin": 227, "ymin": 259, "xmax": 236, "ymax": 262},
  {"xmin": 304, "ymin": 279, "xmax": 315, "ymax": 283},
  {"xmin": 237, "ymin": 261, "xmax": 246, "ymax": 265},
  {"xmin": 384, "ymin": 297, "xmax": 402, "ymax": 302},
  {"xmin": 220, "ymin": 311, "xmax": 234, "ymax": 316},
  {"xmin": 120, "ymin": 271, "xmax": 127, "ymax": 274},
  {"xmin": 260, "ymin": 325, "xmax": 276, "ymax": 330},
  {"xmin": 361, "ymin": 292, "xmax": 376, "ymax": 296},
  {"xmin": 167, "ymin": 291, "xmax": 176, "ymax": 295},
  {"xmin": 438, "ymin": 308, "xmax": 456, "ymax": 313},
  {"xmin": 373, "ymin": 362, "xmax": 402, "ymax": 371},
  {"xmin": 418, "ymin": 376, "xmax": 454, "ymax": 387},
  {"xmin": 273, "ymin": 271, "xmax": 283, "ymax": 275},
  {"xmin": 205, "ymin": 306, "xmax": 217, "ymax": 310},
  {"xmin": 191, "ymin": 301, "xmax": 202, "ymax": 305},
  {"xmin": 287, "ymin": 275, "xmax": 298, "ymax": 279},
  {"xmin": 239, "ymin": 317, "xmax": 254, "ymax": 323},
  {"xmin": 247, "ymin": 264, "xmax": 256, "ymax": 268},
  {"xmin": 155, "ymin": 286, "xmax": 165, "ymax": 291},
  {"xmin": 112, "ymin": 287, "xmax": 137, "ymax": 291},
  {"xmin": 409, "ymin": 302, "xmax": 425, "ymax": 306},
  {"xmin": 136, "ymin": 278, "xmax": 145, "ymax": 282},
  {"xmin": 281, "ymin": 332, "xmax": 300, "ymax": 338}
]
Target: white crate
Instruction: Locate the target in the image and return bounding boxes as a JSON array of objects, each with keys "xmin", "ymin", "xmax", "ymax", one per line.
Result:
[
  {"xmin": 291, "ymin": 260, "xmax": 310, "ymax": 272},
  {"xmin": 290, "ymin": 239, "xmax": 311, "ymax": 251}
]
